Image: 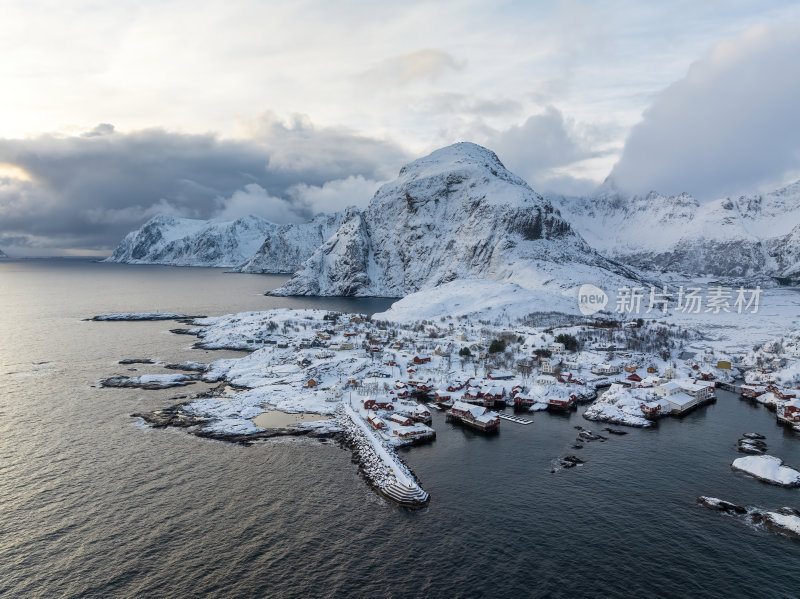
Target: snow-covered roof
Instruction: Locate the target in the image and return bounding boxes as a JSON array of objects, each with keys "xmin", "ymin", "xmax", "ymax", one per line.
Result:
[{"xmin": 665, "ymin": 392, "xmax": 695, "ymax": 408}]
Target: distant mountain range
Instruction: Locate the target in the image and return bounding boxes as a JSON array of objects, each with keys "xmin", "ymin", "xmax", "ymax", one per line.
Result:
[
  {"xmin": 0, "ymin": 248, "xmax": 7, "ymax": 259},
  {"xmin": 104, "ymin": 212, "xmax": 347, "ymax": 272},
  {"xmin": 550, "ymin": 179, "xmax": 800, "ymax": 282},
  {"xmin": 105, "ymin": 142, "xmax": 800, "ymax": 296}
]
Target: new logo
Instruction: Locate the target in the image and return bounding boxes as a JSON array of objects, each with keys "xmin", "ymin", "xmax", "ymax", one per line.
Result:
[{"xmin": 578, "ymin": 284, "xmax": 608, "ymax": 315}]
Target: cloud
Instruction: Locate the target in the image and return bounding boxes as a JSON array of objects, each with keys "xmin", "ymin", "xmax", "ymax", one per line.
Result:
[
  {"xmin": 475, "ymin": 106, "xmax": 615, "ymax": 195},
  {"xmin": 212, "ymin": 184, "xmax": 303, "ymax": 224},
  {"xmin": 287, "ymin": 175, "xmax": 383, "ymax": 215},
  {"xmin": 247, "ymin": 112, "xmax": 407, "ymax": 181},
  {"xmin": 610, "ymin": 24, "xmax": 800, "ymax": 199},
  {"xmin": 361, "ymin": 48, "xmax": 462, "ymax": 85},
  {"xmin": 0, "ymin": 119, "xmax": 409, "ymax": 255}
]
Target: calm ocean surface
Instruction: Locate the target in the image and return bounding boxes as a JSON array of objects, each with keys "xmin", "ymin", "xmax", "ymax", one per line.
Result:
[{"xmin": 1, "ymin": 259, "xmax": 799, "ymax": 598}]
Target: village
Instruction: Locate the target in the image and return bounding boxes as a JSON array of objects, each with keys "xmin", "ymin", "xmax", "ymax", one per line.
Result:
[
  {"xmin": 103, "ymin": 305, "xmax": 800, "ymax": 507},
  {"xmin": 99, "ymin": 304, "xmax": 800, "ymax": 506}
]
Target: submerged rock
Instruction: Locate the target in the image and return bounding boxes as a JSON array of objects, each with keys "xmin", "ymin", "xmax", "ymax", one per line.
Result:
[
  {"xmin": 742, "ymin": 432, "xmax": 766, "ymax": 440},
  {"xmin": 578, "ymin": 430, "xmax": 606, "ymax": 442},
  {"xmin": 119, "ymin": 358, "xmax": 156, "ymax": 365},
  {"xmin": 164, "ymin": 361, "xmax": 208, "ymax": 372},
  {"xmin": 559, "ymin": 455, "xmax": 585, "ymax": 469},
  {"xmin": 696, "ymin": 496, "xmax": 748, "ymax": 515},
  {"xmin": 738, "ymin": 437, "xmax": 767, "ymax": 454},
  {"xmin": 603, "ymin": 427, "xmax": 628, "ymax": 435}
]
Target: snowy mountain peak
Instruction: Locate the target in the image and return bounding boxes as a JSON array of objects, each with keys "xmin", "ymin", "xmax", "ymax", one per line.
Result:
[
  {"xmin": 271, "ymin": 143, "xmax": 645, "ymax": 297},
  {"xmin": 398, "ymin": 142, "xmax": 523, "ymax": 184},
  {"xmin": 0, "ymin": 248, "xmax": 8, "ymax": 258}
]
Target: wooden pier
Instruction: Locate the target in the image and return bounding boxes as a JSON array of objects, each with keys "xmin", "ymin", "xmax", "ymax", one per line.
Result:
[{"xmin": 498, "ymin": 413, "xmax": 533, "ymax": 425}]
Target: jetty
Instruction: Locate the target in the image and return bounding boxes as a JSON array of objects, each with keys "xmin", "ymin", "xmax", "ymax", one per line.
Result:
[
  {"xmin": 340, "ymin": 402, "xmax": 429, "ymax": 507},
  {"xmin": 498, "ymin": 413, "xmax": 533, "ymax": 425}
]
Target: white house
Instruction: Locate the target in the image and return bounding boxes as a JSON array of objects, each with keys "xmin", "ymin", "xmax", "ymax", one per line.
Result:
[
  {"xmin": 541, "ymin": 359, "xmax": 559, "ymax": 375},
  {"xmin": 591, "ymin": 363, "xmax": 620, "ymax": 376},
  {"xmin": 653, "ymin": 379, "xmax": 715, "ymax": 414}
]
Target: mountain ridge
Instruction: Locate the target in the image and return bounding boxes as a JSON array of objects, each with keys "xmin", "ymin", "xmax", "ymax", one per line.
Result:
[{"xmin": 550, "ymin": 179, "xmax": 800, "ymax": 281}]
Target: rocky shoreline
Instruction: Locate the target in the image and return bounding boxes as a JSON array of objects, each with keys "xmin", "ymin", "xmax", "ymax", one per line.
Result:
[{"xmin": 133, "ymin": 401, "xmax": 342, "ymax": 446}]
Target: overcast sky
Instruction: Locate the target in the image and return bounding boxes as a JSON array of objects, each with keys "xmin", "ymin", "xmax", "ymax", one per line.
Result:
[{"xmin": 1, "ymin": 0, "xmax": 799, "ymax": 255}]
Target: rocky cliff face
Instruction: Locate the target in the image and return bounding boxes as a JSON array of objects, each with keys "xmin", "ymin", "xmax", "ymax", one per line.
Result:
[
  {"xmin": 105, "ymin": 211, "xmax": 351, "ymax": 272},
  {"xmin": 235, "ymin": 210, "xmax": 351, "ymax": 274},
  {"xmin": 271, "ymin": 142, "xmax": 644, "ymax": 297},
  {"xmin": 768, "ymin": 224, "xmax": 800, "ymax": 280},
  {"xmin": 552, "ymin": 180, "xmax": 800, "ymax": 281},
  {"xmin": 104, "ymin": 214, "xmax": 276, "ymax": 267}
]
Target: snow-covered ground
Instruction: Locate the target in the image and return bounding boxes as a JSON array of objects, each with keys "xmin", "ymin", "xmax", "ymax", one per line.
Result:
[
  {"xmin": 583, "ymin": 384, "xmax": 663, "ymax": 427},
  {"xmin": 373, "ymin": 279, "xmax": 578, "ymax": 323}
]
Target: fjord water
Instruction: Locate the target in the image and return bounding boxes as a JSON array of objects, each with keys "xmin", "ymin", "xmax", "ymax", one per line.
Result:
[{"xmin": 1, "ymin": 260, "xmax": 799, "ymax": 598}]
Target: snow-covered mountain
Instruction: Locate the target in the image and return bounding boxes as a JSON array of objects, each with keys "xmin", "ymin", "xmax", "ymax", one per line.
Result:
[
  {"xmin": 104, "ymin": 215, "xmax": 276, "ymax": 267},
  {"xmin": 234, "ymin": 210, "xmax": 351, "ymax": 273},
  {"xmin": 551, "ymin": 180, "xmax": 800, "ymax": 281},
  {"xmin": 0, "ymin": 248, "xmax": 8, "ymax": 259},
  {"xmin": 768, "ymin": 223, "xmax": 800, "ymax": 280},
  {"xmin": 105, "ymin": 211, "xmax": 349, "ymax": 271},
  {"xmin": 270, "ymin": 142, "xmax": 644, "ymax": 297}
]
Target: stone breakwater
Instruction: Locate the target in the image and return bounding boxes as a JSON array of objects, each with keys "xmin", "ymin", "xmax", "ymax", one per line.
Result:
[{"xmin": 335, "ymin": 404, "xmax": 429, "ymax": 507}]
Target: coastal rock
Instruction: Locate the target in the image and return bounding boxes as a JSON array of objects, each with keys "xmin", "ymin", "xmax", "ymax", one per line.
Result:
[
  {"xmin": 738, "ymin": 437, "xmax": 767, "ymax": 454},
  {"xmin": 134, "ymin": 404, "xmax": 207, "ymax": 428},
  {"xmin": 164, "ymin": 361, "xmax": 208, "ymax": 372},
  {"xmin": 119, "ymin": 358, "xmax": 157, "ymax": 365},
  {"xmin": 134, "ymin": 404, "xmax": 340, "ymax": 446},
  {"xmin": 91, "ymin": 312, "xmax": 203, "ymax": 321},
  {"xmin": 101, "ymin": 373, "xmax": 199, "ymax": 389},
  {"xmin": 763, "ymin": 512, "xmax": 800, "ymax": 539},
  {"xmin": 743, "ymin": 432, "xmax": 766, "ymax": 440},
  {"xmin": 603, "ymin": 427, "xmax": 628, "ymax": 435},
  {"xmin": 558, "ymin": 455, "xmax": 585, "ymax": 469},
  {"xmin": 731, "ymin": 455, "xmax": 800, "ymax": 487},
  {"xmin": 696, "ymin": 496, "xmax": 748, "ymax": 515}
]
